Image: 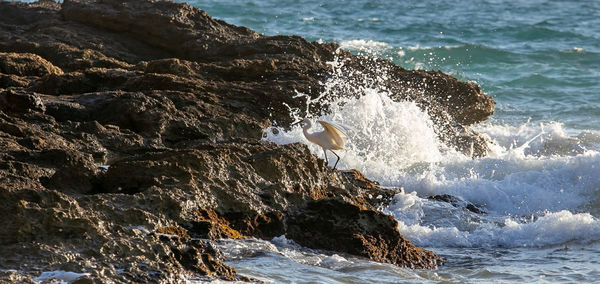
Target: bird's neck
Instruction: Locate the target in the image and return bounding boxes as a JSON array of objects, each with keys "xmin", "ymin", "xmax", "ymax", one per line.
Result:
[
  {"xmin": 303, "ymin": 126, "xmax": 315, "ymax": 141},
  {"xmin": 303, "ymin": 126, "xmax": 310, "ymax": 136}
]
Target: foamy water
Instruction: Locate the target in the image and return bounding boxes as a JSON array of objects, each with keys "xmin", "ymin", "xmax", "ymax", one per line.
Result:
[
  {"xmin": 264, "ymin": 88, "xmax": 445, "ymax": 182},
  {"xmin": 33, "ymin": 270, "xmax": 89, "ymax": 283},
  {"xmin": 264, "ymin": 53, "xmax": 600, "ymax": 251}
]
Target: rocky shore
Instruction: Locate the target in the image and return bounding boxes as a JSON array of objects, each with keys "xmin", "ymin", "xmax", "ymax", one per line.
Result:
[{"xmin": 0, "ymin": 0, "xmax": 494, "ymax": 282}]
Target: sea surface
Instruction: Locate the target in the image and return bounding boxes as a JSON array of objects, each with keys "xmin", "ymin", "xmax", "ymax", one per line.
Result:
[{"xmin": 182, "ymin": 0, "xmax": 600, "ymax": 283}]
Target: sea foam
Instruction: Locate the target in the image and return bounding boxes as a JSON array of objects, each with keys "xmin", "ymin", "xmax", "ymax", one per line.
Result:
[
  {"xmin": 339, "ymin": 40, "xmax": 393, "ymax": 57},
  {"xmin": 393, "ymin": 209, "xmax": 600, "ymax": 248},
  {"xmin": 33, "ymin": 270, "xmax": 89, "ymax": 283},
  {"xmin": 263, "ymin": 88, "xmax": 443, "ymax": 179},
  {"xmin": 264, "ymin": 51, "xmax": 600, "ymax": 249}
]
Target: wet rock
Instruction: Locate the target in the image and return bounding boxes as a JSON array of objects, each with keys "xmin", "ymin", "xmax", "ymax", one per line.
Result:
[
  {"xmin": 189, "ymin": 209, "xmax": 245, "ymax": 239},
  {"xmin": 428, "ymin": 194, "xmax": 487, "ymax": 214},
  {"xmin": 330, "ymin": 55, "xmax": 495, "ymax": 126},
  {"xmin": 338, "ymin": 169, "xmax": 401, "ymax": 209},
  {"xmin": 156, "ymin": 225, "xmax": 191, "ymax": 240},
  {"xmin": 287, "ymin": 198, "xmax": 442, "ymax": 269},
  {"xmin": 225, "ymin": 211, "xmax": 286, "ymax": 239},
  {"xmin": 322, "ymin": 55, "xmax": 494, "ymax": 156},
  {"xmin": 170, "ymin": 240, "xmax": 237, "ymax": 281}
]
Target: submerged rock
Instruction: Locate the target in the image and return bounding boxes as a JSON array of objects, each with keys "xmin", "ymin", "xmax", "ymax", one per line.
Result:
[
  {"xmin": 0, "ymin": 0, "xmax": 494, "ymax": 282},
  {"xmin": 428, "ymin": 194, "xmax": 487, "ymax": 215}
]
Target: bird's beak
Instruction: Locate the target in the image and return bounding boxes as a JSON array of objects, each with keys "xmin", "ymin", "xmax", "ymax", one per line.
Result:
[{"xmin": 292, "ymin": 120, "xmax": 302, "ymax": 126}]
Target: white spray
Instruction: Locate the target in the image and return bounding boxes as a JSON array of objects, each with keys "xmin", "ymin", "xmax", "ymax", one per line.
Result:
[{"xmin": 263, "ymin": 47, "xmax": 600, "ymax": 248}]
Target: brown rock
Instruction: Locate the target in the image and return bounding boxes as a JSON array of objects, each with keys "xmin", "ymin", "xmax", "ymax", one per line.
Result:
[
  {"xmin": 157, "ymin": 225, "xmax": 191, "ymax": 240},
  {"xmin": 225, "ymin": 211, "xmax": 285, "ymax": 239},
  {"xmin": 0, "ymin": 73, "xmax": 30, "ymax": 87},
  {"xmin": 286, "ymin": 198, "xmax": 442, "ymax": 269},
  {"xmin": 0, "ymin": 89, "xmax": 46, "ymax": 114},
  {"xmin": 0, "ymin": 52, "xmax": 63, "ymax": 77},
  {"xmin": 170, "ymin": 240, "xmax": 237, "ymax": 281},
  {"xmin": 189, "ymin": 209, "xmax": 245, "ymax": 239}
]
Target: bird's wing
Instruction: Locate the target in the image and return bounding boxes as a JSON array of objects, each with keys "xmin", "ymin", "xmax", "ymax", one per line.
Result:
[
  {"xmin": 318, "ymin": 120, "xmax": 347, "ymax": 136},
  {"xmin": 318, "ymin": 120, "xmax": 347, "ymax": 148}
]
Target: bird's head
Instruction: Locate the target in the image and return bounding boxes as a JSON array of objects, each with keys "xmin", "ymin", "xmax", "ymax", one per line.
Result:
[{"xmin": 292, "ymin": 118, "xmax": 311, "ymax": 128}]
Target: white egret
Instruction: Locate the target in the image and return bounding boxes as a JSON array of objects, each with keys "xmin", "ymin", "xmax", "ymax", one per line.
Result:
[{"xmin": 294, "ymin": 118, "xmax": 347, "ymax": 170}]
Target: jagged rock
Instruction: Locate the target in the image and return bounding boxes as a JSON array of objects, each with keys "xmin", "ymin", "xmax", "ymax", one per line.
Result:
[
  {"xmin": 0, "ymin": 0, "xmax": 496, "ymax": 282},
  {"xmin": 0, "ymin": 52, "xmax": 63, "ymax": 77},
  {"xmin": 189, "ymin": 209, "xmax": 246, "ymax": 239},
  {"xmin": 0, "ymin": 74, "xmax": 30, "ymax": 87},
  {"xmin": 225, "ymin": 211, "xmax": 286, "ymax": 239},
  {"xmin": 287, "ymin": 198, "xmax": 441, "ymax": 269},
  {"xmin": 338, "ymin": 169, "xmax": 401, "ymax": 209},
  {"xmin": 169, "ymin": 239, "xmax": 237, "ymax": 281},
  {"xmin": 156, "ymin": 225, "xmax": 191, "ymax": 239},
  {"xmin": 0, "ymin": 89, "xmax": 46, "ymax": 113},
  {"xmin": 0, "ymin": 270, "xmax": 34, "ymax": 284}
]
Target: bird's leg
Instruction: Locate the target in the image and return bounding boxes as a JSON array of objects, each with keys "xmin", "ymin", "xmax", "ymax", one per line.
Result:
[
  {"xmin": 330, "ymin": 150, "xmax": 340, "ymax": 170},
  {"xmin": 322, "ymin": 147, "xmax": 329, "ymax": 165}
]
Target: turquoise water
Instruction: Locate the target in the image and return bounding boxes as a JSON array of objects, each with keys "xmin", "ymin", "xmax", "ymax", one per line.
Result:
[{"xmin": 183, "ymin": 1, "xmax": 600, "ymax": 283}]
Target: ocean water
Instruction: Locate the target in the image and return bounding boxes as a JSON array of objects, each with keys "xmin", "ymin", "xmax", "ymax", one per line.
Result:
[{"xmin": 182, "ymin": 0, "xmax": 600, "ymax": 283}]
